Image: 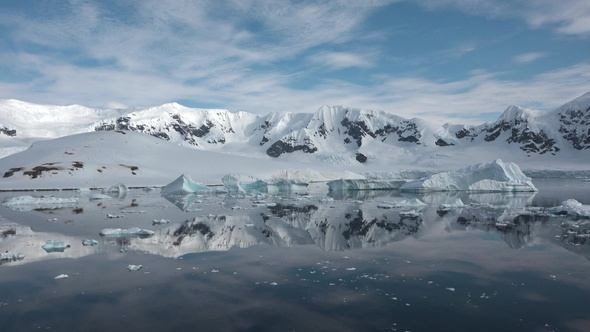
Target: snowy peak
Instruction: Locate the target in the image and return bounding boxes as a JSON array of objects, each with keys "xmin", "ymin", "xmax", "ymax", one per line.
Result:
[
  {"xmin": 556, "ymin": 92, "xmax": 590, "ymax": 150},
  {"xmin": 1, "ymin": 92, "xmax": 590, "ymax": 164}
]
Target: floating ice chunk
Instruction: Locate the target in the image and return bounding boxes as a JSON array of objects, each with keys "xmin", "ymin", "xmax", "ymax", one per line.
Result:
[
  {"xmin": 99, "ymin": 227, "xmax": 155, "ymax": 238},
  {"xmin": 222, "ymin": 174, "xmax": 268, "ymax": 194},
  {"xmin": 152, "ymin": 219, "xmax": 170, "ymax": 225},
  {"xmin": 42, "ymin": 241, "xmax": 70, "ymax": 253},
  {"xmin": 54, "ymin": 274, "xmax": 69, "ymax": 279},
  {"xmin": 0, "ymin": 251, "xmax": 24, "ymax": 263},
  {"xmin": 127, "ymin": 264, "xmax": 143, "ymax": 271},
  {"xmin": 400, "ymin": 160, "xmax": 537, "ymax": 192},
  {"xmin": 161, "ymin": 174, "xmax": 211, "ymax": 195},
  {"xmin": 82, "ymin": 239, "xmax": 99, "ymax": 246},
  {"xmin": 446, "ymin": 287, "xmax": 456, "ymax": 292},
  {"xmin": 327, "ymin": 179, "xmax": 407, "ymax": 192},
  {"xmin": 89, "ymin": 194, "xmax": 112, "ymax": 201},
  {"xmin": 2, "ymin": 195, "xmax": 78, "ymax": 211},
  {"xmin": 106, "ymin": 183, "xmax": 128, "ymax": 199},
  {"xmin": 378, "ymin": 198, "xmax": 427, "ymax": 209},
  {"xmin": 106, "ymin": 214, "xmax": 124, "ymax": 219},
  {"xmin": 548, "ymin": 199, "xmax": 590, "ymax": 218},
  {"xmin": 439, "ymin": 198, "xmax": 465, "ymax": 210}
]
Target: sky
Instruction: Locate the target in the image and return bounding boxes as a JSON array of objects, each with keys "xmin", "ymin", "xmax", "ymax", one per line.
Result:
[{"xmin": 0, "ymin": 0, "xmax": 589, "ymax": 124}]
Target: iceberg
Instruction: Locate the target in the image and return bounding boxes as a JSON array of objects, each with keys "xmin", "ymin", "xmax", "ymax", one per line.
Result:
[
  {"xmin": 547, "ymin": 199, "xmax": 590, "ymax": 218},
  {"xmin": 99, "ymin": 227, "xmax": 155, "ymax": 238},
  {"xmin": 1, "ymin": 250, "xmax": 24, "ymax": 263},
  {"xmin": 127, "ymin": 264, "xmax": 143, "ymax": 271},
  {"xmin": 2, "ymin": 195, "xmax": 79, "ymax": 211},
  {"xmin": 438, "ymin": 198, "xmax": 466, "ymax": 211},
  {"xmin": 82, "ymin": 239, "xmax": 99, "ymax": 246},
  {"xmin": 222, "ymin": 174, "xmax": 269, "ymax": 194},
  {"xmin": 327, "ymin": 178, "xmax": 406, "ymax": 192},
  {"xmin": 400, "ymin": 160, "xmax": 537, "ymax": 192},
  {"xmin": 161, "ymin": 174, "xmax": 211, "ymax": 195},
  {"xmin": 42, "ymin": 240, "xmax": 71, "ymax": 253},
  {"xmin": 377, "ymin": 198, "xmax": 427, "ymax": 209},
  {"xmin": 105, "ymin": 183, "xmax": 128, "ymax": 199}
]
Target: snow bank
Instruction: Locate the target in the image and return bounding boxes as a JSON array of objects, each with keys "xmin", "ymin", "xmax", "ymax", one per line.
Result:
[
  {"xmin": 400, "ymin": 160, "xmax": 537, "ymax": 192},
  {"xmin": 548, "ymin": 199, "xmax": 590, "ymax": 218},
  {"xmin": 2, "ymin": 195, "xmax": 79, "ymax": 211},
  {"xmin": 161, "ymin": 174, "xmax": 211, "ymax": 195}
]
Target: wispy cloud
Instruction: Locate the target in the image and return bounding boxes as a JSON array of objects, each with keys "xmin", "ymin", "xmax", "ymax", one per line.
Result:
[
  {"xmin": 415, "ymin": 0, "xmax": 590, "ymax": 37},
  {"xmin": 512, "ymin": 52, "xmax": 547, "ymax": 64},
  {"xmin": 308, "ymin": 51, "xmax": 376, "ymax": 70}
]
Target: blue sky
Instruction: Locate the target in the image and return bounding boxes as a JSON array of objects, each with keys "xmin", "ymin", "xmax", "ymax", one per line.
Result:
[{"xmin": 0, "ymin": 0, "xmax": 589, "ymax": 124}]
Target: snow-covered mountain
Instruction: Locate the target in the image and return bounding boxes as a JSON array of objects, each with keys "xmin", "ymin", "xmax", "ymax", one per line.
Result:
[{"xmin": 1, "ymin": 92, "xmax": 590, "ymax": 170}]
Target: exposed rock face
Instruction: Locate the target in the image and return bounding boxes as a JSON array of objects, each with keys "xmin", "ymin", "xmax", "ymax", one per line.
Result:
[
  {"xmin": 558, "ymin": 105, "xmax": 590, "ymax": 150},
  {"xmin": 0, "ymin": 126, "xmax": 16, "ymax": 137}
]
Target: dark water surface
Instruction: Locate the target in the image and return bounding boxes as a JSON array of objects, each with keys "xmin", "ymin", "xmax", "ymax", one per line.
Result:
[{"xmin": 1, "ymin": 179, "xmax": 589, "ymax": 332}]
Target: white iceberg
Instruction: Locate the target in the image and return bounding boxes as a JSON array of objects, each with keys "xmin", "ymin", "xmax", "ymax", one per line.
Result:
[
  {"xmin": 1, "ymin": 250, "xmax": 24, "ymax": 263},
  {"xmin": 222, "ymin": 174, "xmax": 268, "ymax": 193},
  {"xmin": 42, "ymin": 240, "xmax": 70, "ymax": 253},
  {"xmin": 327, "ymin": 178, "xmax": 407, "ymax": 191},
  {"xmin": 82, "ymin": 239, "xmax": 99, "ymax": 246},
  {"xmin": 127, "ymin": 264, "xmax": 143, "ymax": 271},
  {"xmin": 400, "ymin": 160, "xmax": 537, "ymax": 192},
  {"xmin": 547, "ymin": 199, "xmax": 590, "ymax": 218},
  {"xmin": 152, "ymin": 219, "xmax": 170, "ymax": 225},
  {"xmin": 2, "ymin": 195, "xmax": 79, "ymax": 211},
  {"xmin": 54, "ymin": 274, "xmax": 69, "ymax": 280},
  {"xmin": 99, "ymin": 227, "xmax": 155, "ymax": 238},
  {"xmin": 161, "ymin": 174, "xmax": 211, "ymax": 195},
  {"xmin": 377, "ymin": 198, "xmax": 427, "ymax": 209},
  {"xmin": 105, "ymin": 183, "xmax": 128, "ymax": 199},
  {"xmin": 439, "ymin": 198, "xmax": 466, "ymax": 210}
]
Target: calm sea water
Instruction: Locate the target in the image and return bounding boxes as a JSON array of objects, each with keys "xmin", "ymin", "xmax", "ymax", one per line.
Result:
[{"xmin": 1, "ymin": 179, "xmax": 589, "ymax": 332}]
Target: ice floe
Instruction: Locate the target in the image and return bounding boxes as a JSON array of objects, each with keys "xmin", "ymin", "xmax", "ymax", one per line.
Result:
[
  {"xmin": 1, "ymin": 250, "xmax": 24, "ymax": 263},
  {"xmin": 2, "ymin": 195, "xmax": 79, "ymax": 211},
  {"xmin": 42, "ymin": 241, "xmax": 70, "ymax": 253},
  {"xmin": 99, "ymin": 227, "xmax": 155, "ymax": 238},
  {"xmin": 400, "ymin": 160, "xmax": 537, "ymax": 192},
  {"xmin": 548, "ymin": 199, "xmax": 590, "ymax": 218}
]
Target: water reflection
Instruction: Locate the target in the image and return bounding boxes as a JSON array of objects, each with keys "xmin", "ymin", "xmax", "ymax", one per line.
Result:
[
  {"xmin": 1, "ymin": 188, "xmax": 589, "ymax": 264},
  {"xmin": 2, "ymin": 185, "xmax": 590, "ymax": 332}
]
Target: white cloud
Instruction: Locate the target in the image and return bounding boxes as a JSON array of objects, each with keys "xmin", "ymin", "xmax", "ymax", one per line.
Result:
[
  {"xmin": 512, "ymin": 52, "xmax": 547, "ymax": 64},
  {"xmin": 309, "ymin": 51, "xmax": 375, "ymax": 70},
  {"xmin": 415, "ymin": 0, "xmax": 590, "ymax": 37}
]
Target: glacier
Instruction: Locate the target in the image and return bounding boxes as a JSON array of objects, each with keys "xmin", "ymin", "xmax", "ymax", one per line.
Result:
[{"xmin": 400, "ymin": 159, "xmax": 538, "ymax": 192}]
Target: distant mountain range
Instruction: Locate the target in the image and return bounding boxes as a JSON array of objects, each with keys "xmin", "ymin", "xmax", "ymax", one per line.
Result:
[{"xmin": 1, "ymin": 92, "xmax": 589, "ymax": 167}]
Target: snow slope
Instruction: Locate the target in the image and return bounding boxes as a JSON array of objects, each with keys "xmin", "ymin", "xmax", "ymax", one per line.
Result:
[{"xmin": 0, "ymin": 130, "xmax": 355, "ymax": 190}]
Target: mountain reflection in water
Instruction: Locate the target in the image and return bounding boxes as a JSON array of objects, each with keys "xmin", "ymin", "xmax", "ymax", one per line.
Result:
[{"xmin": 1, "ymin": 181, "xmax": 590, "ymax": 332}]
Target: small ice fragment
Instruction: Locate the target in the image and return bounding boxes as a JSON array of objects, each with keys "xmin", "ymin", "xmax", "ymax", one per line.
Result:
[
  {"xmin": 446, "ymin": 287, "xmax": 456, "ymax": 292},
  {"xmin": 100, "ymin": 227, "xmax": 155, "ymax": 238},
  {"xmin": 152, "ymin": 219, "xmax": 170, "ymax": 225},
  {"xmin": 0, "ymin": 251, "xmax": 25, "ymax": 262},
  {"xmin": 106, "ymin": 214, "xmax": 124, "ymax": 219},
  {"xmin": 54, "ymin": 274, "xmax": 69, "ymax": 279},
  {"xmin": 82, "ymin": 239, "xmax": 99, "ymax": 246},
  {"xmin": 270, "ymin": 282, "xmax": 278, "ymax": 286},
  {"xmin": 211, "ymin": 269, "xmax": 219, "ymax": 273},
  {"xmin": 42, "ymin": 241, "xmax": 70, "ymax": 253},
  {"xmin": 127, "ymin": 265, "xmax": 143, "ymax": 271},
  {"xmin": 346, "ymin": 267, "xmax": 356, "ymax": 271}
]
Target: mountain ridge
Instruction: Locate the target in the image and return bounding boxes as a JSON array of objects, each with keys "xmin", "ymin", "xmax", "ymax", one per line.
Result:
[{"xmin": 1, "ymin": 92, "xmax": 590, "ymax": 164}]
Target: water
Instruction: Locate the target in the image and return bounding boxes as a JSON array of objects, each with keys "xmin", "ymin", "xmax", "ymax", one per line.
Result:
[{"xmin": 1, "ymin": 179, "xmax": 589, "ymax": 332}]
